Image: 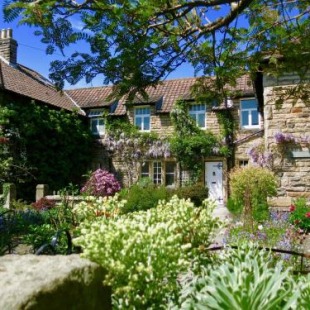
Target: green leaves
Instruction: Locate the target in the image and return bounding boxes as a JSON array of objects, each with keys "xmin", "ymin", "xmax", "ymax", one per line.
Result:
[
  {"xmin": 74, "ymin": 195, "xmax": 220, "ymax": 308},
  {"xmin": 174, "ymin": 243, "xmax": 308, "ymax": 309}
]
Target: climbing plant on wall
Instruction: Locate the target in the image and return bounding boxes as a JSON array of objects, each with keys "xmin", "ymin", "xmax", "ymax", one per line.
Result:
[
  {"xmin": 170, "ymin": 101, "xmax": 228, "ymax": 183},
  {"xmin": 102, "ymin": 116, "xmax": 170, "ymax": 186},
  {"xmin": 0, "ymin": 94, "xmax": 93, "ymax": 201}
]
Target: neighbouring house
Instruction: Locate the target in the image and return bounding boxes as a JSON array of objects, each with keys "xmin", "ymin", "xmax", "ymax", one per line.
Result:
[{"xmin": 1, "ymin": 28, "xmax": 309, "ymax": 205}]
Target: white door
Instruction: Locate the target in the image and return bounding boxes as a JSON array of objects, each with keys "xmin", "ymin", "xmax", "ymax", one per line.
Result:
[{"xmin": 205, "ymin": 162, "xmax": 223, "ymax": 204}]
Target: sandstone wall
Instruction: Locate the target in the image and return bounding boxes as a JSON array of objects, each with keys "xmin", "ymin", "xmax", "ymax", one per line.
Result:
[{"xmin": 264, "ymin": 73, "xmax": 310, "ymax": 199}]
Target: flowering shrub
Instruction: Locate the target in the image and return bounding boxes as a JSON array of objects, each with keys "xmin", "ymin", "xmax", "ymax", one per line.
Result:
[
  {"xmin": 226, "ymin": 211, "xmax": 303, "ymax": 255},
  {"xmin": 73, "ymin": 194, "xmax": 125, "ymax": 222},
  {"xmin": 74, "ymin": 196, "xmax": 220, "ymax": 308},
  {"xmin": 289, "ymin": 197, "xmax": 310, "ymax": 233},
  {"xmin": 228, "ymin": 167, "xmax": 277, "ymax": 225},
  {"xmin": 81, "ymin": 169, "xmax": 121, "ymax": 197}
]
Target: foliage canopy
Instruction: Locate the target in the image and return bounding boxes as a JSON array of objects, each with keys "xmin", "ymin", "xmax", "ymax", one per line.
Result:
[{"xmin": 3, "ymin": 0, "xmax": 310, "ymax": 98}]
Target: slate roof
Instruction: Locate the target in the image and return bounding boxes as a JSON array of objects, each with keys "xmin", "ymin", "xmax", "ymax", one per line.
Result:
[
  {"xmin": 67, "ymin": 75, "xmax": 254, "ymax": 115},
  {"xmin": 0, "ymin": 58, "xmax": 83, "ymax": 113}
]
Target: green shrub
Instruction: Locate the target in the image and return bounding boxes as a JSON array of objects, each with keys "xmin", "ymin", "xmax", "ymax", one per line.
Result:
[
  {"xmin": 289, "ymin": 197, "xmax": 310, "ymax": 233},
  {"xmin": 229, "ymin": 167, "xmax": 277, "ymax": 222},
  {"xmin": 120, "ymin": 181, "xmax": 171, "ymax": 213},
  {"xmin": 170, "ymin": 183, "xmax": 208, "ymax": 207},
  {"xmin": 173, "ymin": 243, "xmax": 308, "ymax": 309},
  {"xmin": 74, "ymin": 196, "xmax": 220, "ymax": 308},
  {"xmin": 226, "ymin": 197, "xmax": 243, "ymax": 215}
]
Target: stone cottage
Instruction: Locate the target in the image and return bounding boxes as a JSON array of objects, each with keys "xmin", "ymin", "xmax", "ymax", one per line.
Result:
[{"xmin": 1, "ymin": 28, "xmax": 309, "ymax": 205}]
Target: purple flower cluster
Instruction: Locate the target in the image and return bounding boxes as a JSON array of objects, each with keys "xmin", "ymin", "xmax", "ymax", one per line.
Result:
[
  {"xmin": 101, "ymin": 133, "xmax": 171, "ymax": 160},
  {"xmin": 275, "ymin": 132, "xmax": 310, "ymax": 146},
  {"xmin": 81, "ymin": 169, "xmax": 121, "ymax": 197},
  {"xmin": 146, "ymin": 140, "xmax": 171, "ymax": 158},
  {"xmin": 274, "ymin": 132, "xmax": 297, "ymax": 144},
  {"xmin": 247, "ymin": 145, "xmax": 273, "ymax": 168}
]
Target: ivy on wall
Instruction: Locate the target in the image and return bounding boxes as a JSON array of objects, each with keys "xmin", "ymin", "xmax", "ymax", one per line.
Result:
[
  {"xmin": 170, "ymin": 101, "xmax": 228, "ymax": 183},
  {"xmin": 0, "ymin": 94, "xmax": 93, "ymax": 201}
]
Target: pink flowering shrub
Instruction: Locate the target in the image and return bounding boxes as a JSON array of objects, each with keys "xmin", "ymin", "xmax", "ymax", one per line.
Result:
[{"xmin": 81, "ymin": 169, "xmax": 121, "ymax": 197}]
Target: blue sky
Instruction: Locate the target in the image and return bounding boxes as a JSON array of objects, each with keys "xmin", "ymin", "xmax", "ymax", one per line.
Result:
[{"xmin": 0, "ymin": 9, "xmax": 196, "ymax": 89}]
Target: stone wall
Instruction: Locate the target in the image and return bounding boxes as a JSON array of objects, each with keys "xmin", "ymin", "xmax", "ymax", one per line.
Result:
[
  {"xmin": 0, "ymin": 254, "xmax": 111, "ymax": 310},
  {"xmin": 264, "ymin": 73, "xmax": 310, "ymax": 200}
]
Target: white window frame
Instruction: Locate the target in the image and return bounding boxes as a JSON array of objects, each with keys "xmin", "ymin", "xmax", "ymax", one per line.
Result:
[
  {"xmin": 240, "ymin": 99, "xmax": 260, "ymax": 129},
  {"xmin": 134, "ymin": 106, "xmax": 151, "ymax": 132},
  {"xmin": 153, "ymin": 161, "xmax": 162, "ymax": 185},
  {"xmin": 89, "ymin": 109, "xmax": 105, "ymax": 135},
  {"xmin": 189, "ymin": 103, "xmax": 206, "ymax": 128}
]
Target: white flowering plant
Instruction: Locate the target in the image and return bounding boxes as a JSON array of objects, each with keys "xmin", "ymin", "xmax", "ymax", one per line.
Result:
[{"xmin": 73, "ymin": 196, "xmax": 221, "ymax": 308}]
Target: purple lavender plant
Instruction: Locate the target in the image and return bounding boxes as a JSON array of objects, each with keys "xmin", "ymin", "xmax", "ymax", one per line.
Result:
[{"xmin": 81, "ymin": 169, "xmax": 121, "ymax": 197}]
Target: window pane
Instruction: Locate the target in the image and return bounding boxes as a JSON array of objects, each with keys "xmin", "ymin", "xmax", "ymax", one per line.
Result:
[
  {"xmin": 241, "ymin": 111, "xmax": 249, "ymax": 126},
  {"xmin": 166, "ymin": 162, "xmax": 175, "ymax": 173},
  {"xmin": 189, "ymin": 113, "xmax": 196, "ymax": 122},
  {"xmin": 239, "ymin": 160, "xmax": 248, "ymax": 167},
  {"xmin": 141, "ymin": 162, "xmax": 150, "ymax": 178},
  {"xmin": 144, "ymin": 117, "xmax": 150, "ymax": 130},
  {"xmin": 241, "ymin": 99, "xmax": 257, "ymax": 109},
  {"xmin": 165, "ymin": 162, "xmax": 176, "ymax": 186},
  {"xmin": 91, "ymin": 118, "xmax": 104, "ymax": 134},
  {"xmin": 136, "ymin": 107, "xmax": 150, "ymax": 115},
  {"xmin": 197, "ymin": 114, "xmax": 205, "ymax": 128},
  {"xmin": 252, "ymin": 110, "xmax": 259, "ymax": 125},
  {"xmin": 135, "ymin": 117, "xmax": 142, "ymax": 129}
]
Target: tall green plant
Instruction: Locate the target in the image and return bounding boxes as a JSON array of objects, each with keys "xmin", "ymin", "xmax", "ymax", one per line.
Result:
[{"xmin": 228, "ymin": 167, "xmax": 277, "ymax": 228}]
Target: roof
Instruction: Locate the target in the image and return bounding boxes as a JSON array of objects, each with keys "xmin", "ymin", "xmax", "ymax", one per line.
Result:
[
  {"xmin": 0, "ymin": 58, "xmax": 83, "ymax": 113},
  {"xmin": 67, "ymin": 75, "xmax": 254, "ymax": 115},
  {"xmin": 67, "ymin": 85, "xmax": 115, "ymax": 109}
]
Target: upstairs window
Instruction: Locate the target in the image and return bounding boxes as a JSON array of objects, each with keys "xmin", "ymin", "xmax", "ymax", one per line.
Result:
[
  {"xmin": 189, "ymin": 103, "xmax": 206, "ymax": 128},
  {"xmin": 135, "ymin": 107, "xmax": 150, "ymax": 131},
  {"xmin": 89, "ymin": 109, "xmax": 105, "ymax": 135},
  {"xmin": 240, "ymin": 99, "xmax": 260, "ymax": 129}
]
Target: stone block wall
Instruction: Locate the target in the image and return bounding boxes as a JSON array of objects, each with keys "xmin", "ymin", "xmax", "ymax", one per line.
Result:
[{"xmin": 263, "ymin": 72, "xmax": 310, "ymax": 199}]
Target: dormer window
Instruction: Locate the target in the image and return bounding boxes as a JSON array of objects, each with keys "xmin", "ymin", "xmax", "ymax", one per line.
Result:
[
  {"xmin": 189, "ymin": 103, "xmax": 206, "ymax": 128},
  {"xmin": 89, "ymin": 109, "xmax": 105, "ymax": 136},
  {"xmin": 134, "ymin": 106, "xmax": 150, "ymax": 131},
  {"xmin": 240, "ymin": 99, "xmax": 260, "ymax": 129}
]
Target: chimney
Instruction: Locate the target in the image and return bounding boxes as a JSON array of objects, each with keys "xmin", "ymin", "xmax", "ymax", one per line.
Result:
[{"xmin": 0, "ymin": 29, "xmax": 18, "ymax": 65}]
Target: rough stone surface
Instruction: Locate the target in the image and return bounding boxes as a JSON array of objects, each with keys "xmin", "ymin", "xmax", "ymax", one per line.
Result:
[{"xmin": 0, "ymin": 254, "xmax": 111, "ymax": 310}]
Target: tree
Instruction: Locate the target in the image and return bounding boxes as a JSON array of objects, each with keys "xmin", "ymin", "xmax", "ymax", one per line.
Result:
[{"xmin": 3, "ymin": 1, "xmax": 310, "ymax": 99}]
